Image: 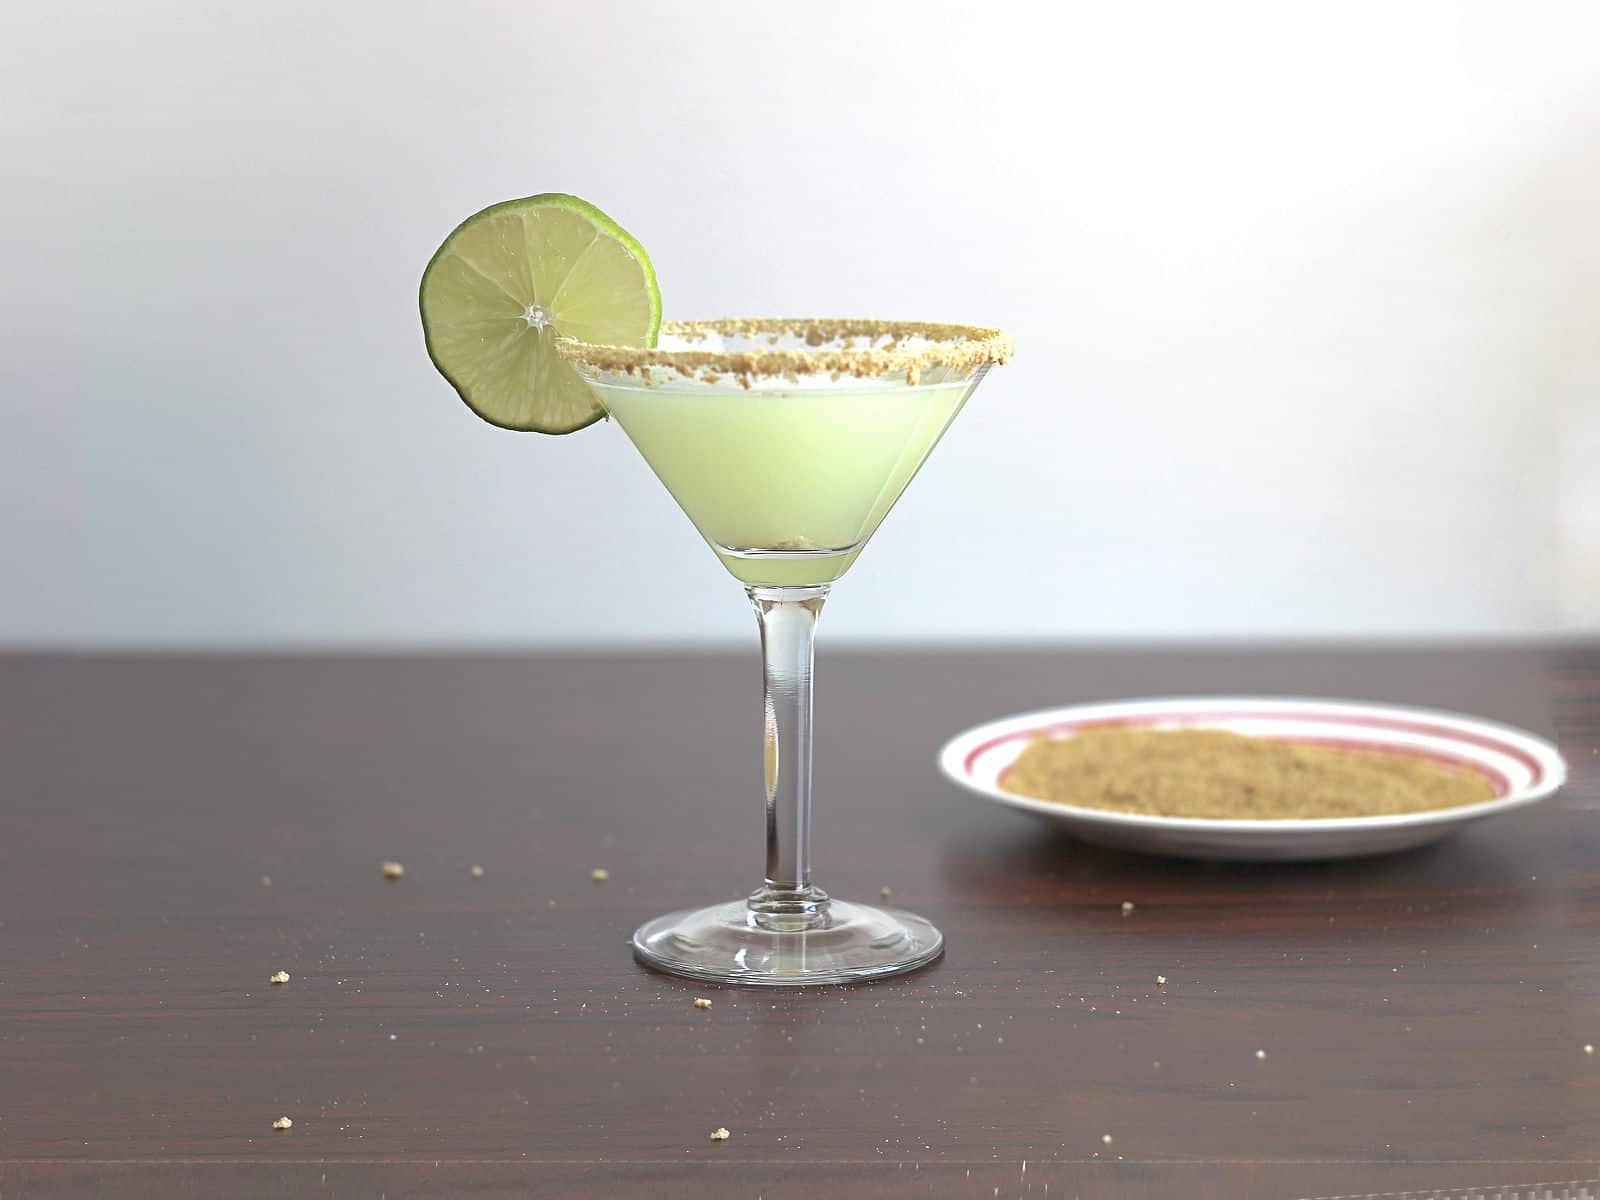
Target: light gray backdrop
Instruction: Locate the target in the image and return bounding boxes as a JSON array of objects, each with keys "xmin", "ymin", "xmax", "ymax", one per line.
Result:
[{"xmin": 3, "ymin": 0, "xmax": 1596, "ymax": 646}]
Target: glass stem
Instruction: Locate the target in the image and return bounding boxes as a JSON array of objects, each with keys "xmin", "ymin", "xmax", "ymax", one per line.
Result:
[{"xmin": 747, "ymin": 584, "xmax": 830, "ymax": 929}]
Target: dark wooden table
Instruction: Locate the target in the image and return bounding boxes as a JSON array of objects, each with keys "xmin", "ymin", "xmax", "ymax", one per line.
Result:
[{"xmin": 0, "ymin": 646, "xmax": 1596, "ymax": 1199}]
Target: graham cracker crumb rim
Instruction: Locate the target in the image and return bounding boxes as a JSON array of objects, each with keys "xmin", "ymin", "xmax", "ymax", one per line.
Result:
[{"xmin": 556, "ymin": 318, "xmax": 1013, "ymax": 383}]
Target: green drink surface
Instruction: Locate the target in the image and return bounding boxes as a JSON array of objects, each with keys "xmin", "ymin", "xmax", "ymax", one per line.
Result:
[{"xmin": 594, "ymin": 379, "xmax": 970, "ymax": 586}]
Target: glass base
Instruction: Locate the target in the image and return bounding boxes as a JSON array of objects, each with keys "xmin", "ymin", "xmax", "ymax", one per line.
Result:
[{"xmin": 632, "ymin": 897, "xmax": 944, "ymax": 987}]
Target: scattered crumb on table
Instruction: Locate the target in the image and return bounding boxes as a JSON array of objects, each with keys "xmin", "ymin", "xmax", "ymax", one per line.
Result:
[
  {"xmin": 260, "ymin": 875, "xmax": 272, "ymax": 887},
  {"xmin": 1255, "ymin": 1048, "xmax": 1267, "ymax": 1060},
  {"xmin": 880, "ymin": 885, "xmax": 893, "ymax": 899},
  {"xmin": 590, "ymin": 868, "xmax": 610, "ymax": 882},
  {"xmin": 469, "ymin": 865, "xmax": 485, "ymax": 878},
  {"xmin": 1121, "ymin": 901, "xmax": 1135, "ymax": 915},
  {"xmin": 693, "ymin": 997, "xmax": 712, "ymax": 1010},
  {"xmin": 709, "ymin": 1126, "xmax": 730, "ymax": 1141},
  {"xmin": 1101, "ymin": 1133, "xmax": 1113, "ymax": 1145},
  {"xmin": 272, "ymin": 1116, "xmax": 292, "ymax": 1131},
  {"xmin": 269, "ymin": 971, "xmax": 290, "ymax": 986},
  {"xmin": 1586, "ymin": 1044, "xmax": 1595, "ymax": 1055},
  {"xmin": 381, "ymin": 861, "xmax": 405, "ymax": 880}
]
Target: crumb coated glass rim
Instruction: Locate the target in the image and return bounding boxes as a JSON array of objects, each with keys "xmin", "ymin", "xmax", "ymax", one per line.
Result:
[{"xmin": 555, "ymin": 317, "xmax": 1014, "ymax": 384}]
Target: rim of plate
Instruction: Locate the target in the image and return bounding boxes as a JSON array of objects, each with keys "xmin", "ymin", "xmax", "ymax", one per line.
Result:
[{"xmin": 937, "ymin": 695, "xmax": 1568, "ymax": 833}]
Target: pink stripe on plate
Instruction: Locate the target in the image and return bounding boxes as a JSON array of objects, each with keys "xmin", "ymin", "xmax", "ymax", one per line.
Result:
[{"xmin": 964, "ymin": 706, "xmax": 1541, "ymax": 786}]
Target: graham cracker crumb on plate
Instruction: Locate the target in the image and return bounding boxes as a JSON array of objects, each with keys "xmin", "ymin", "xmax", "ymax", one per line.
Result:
[
  {"xmin": 693, "ymin": 997, "xmax": 712, "ymax": 1010},
  {"xmin": 381, "ymin": 861, "xmax": 405, "ymax": 880},
  {"xmin": 880, "ymin": 886, "xmax": 893, "ymax": 899},
  {"xmin": 272, "ymin": 1116, "xmax": 292, "ymax": 1131},
  {"xmin": 1005, "ymin": 726, "xmax": 1495, "ymax": 819},
  {"xmin": 709, "ymin": 1126, "xmax": 730, "ymax": 1141},
  {"xmin": 269, "ymin": 971, "xmax": 290, "ymax": 985}
]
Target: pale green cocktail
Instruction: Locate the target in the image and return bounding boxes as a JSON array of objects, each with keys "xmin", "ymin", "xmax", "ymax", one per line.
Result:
[
  {"xmin": 594, "ymin": 368, "xmax": 970, "ymax": 586},
  {"xmin": 421, "ymin": 194, "xmax": 1014, "ymax": 986}
]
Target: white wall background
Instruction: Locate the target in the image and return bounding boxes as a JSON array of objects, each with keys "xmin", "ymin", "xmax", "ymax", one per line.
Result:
[{"xmin": 2, "ymin": 0, "xmax": 1596, "ymax": 646}]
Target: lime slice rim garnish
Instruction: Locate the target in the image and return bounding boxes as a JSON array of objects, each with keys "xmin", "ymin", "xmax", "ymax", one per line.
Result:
[{"xmin": 419, "ymin": 192, "xmax": 661, "ymax": 434}]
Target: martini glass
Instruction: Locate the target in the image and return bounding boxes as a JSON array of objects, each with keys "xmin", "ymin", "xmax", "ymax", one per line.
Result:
[{"xmin": 559, "ymin": 319, "xmax": 1012, "ymax": 985}]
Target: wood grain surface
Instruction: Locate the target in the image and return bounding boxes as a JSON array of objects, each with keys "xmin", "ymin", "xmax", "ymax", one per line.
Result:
[{"xmin": 0, "ymin": 646, "xmax": 1595, "ymax": 1198}]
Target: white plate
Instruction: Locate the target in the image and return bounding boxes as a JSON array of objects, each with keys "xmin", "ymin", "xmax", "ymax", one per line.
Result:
[{"xmin": 938, "ymin": 696, "xmax": 1567, "ymax": 861}]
